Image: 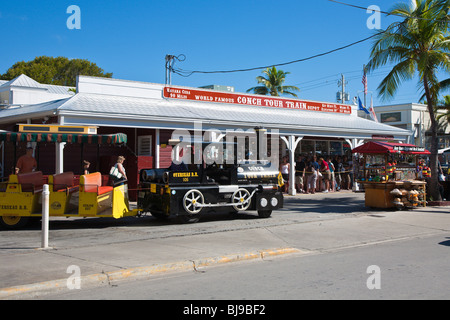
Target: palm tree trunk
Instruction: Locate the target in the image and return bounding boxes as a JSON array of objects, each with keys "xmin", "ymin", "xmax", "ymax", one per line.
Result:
[{"xmin": 423, "ymin": 75, "xmax": 442, "ymax": 201}]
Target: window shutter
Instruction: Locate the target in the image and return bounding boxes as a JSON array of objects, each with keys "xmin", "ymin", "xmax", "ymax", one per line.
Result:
[{"xmin": 138, "ymin": 135, "xmax": 152, "ymax": 156}]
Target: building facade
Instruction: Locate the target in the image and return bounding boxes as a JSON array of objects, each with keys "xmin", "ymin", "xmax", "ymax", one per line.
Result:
[
  {"xmin": 359, "ymin": 103, "xmax": 450, "ymax": 151},
  {"xmin": 0, "ymin": 74, "xmax": 411, "ymax": 196}
]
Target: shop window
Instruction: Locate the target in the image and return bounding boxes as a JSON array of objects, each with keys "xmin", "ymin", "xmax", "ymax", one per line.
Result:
[
  {"xmin": 301, "ymin": 140, "xmax": 314, "ymax": 155},
  {"xmin": 138, "ymin": 135, "xmax": 152, "ymax": 156},
  {"xmin": 380, "ymin": 112, "xmax": 401, "ymax": 123},
  {"xmin": 315, "ymin": 141, "xmax": 327, "ymax": 156},
  {"xmin": 330, "ymin": 141, "xmax": 343, "ymax": 155}
]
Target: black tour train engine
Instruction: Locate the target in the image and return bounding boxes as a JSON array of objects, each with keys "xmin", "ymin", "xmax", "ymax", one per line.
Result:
[{"xmin": 137, "ymin": 129, "xmax": 284, "ymax": 223}]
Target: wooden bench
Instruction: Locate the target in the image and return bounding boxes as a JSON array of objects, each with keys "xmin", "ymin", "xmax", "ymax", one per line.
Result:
[
  {"xmin": 80, "ymin": 172, "xmax": 113, "ymax": 195},
  {"xmin": 49, "ymin": 172, "xmax": 79, "ymax": 193},
  {"xmin": 17, "ymin": 171, "xmax": 44, "ymax": 193},
  {"xmin": 48, "ymin": 172, "xmax": 79, "ymax": 215},
  {"xmin": 0, "ymin": 172, "xmax": 44, "ymax": 217},
  {"xmin": 79, "ymin": 172, "xmax": 113, "ymax": 216}
]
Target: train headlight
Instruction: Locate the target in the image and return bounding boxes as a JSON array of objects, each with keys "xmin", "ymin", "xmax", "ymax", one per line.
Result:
[
  {"xmin": 260, "ymin": 197, "xmax": 268, "ymax": 208},
  {"xmin": 270, "ymin": 197, "xmax": 278, "ymax": 207}
]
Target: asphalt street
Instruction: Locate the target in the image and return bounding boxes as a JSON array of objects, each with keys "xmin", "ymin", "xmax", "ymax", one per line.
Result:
[
  {"xmin": 39, "ymin": 233, "xmax": 450, "ymax": 300},
  {"xmin": 0, "ymin": 191, "xmax": 449, "ymax": 300}
]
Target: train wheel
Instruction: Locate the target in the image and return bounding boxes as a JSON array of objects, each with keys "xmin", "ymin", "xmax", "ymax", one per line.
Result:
[
  {"xmin": 183, "ymin": 189, "xmax": 204, "ymax": 215},
  {"xmin": 232, "ymin": 188, "xmax": 251, "ymax": 211},
  {"xmin": 257, "ymin": 210, "xmax": 272, "ymax": 218},
  {"xmin": 0, "ymin": 216, "xmax": 30, "ymax": 229}
]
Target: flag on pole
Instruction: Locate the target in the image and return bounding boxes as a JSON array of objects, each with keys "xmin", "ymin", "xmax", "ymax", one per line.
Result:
[
  {"xmin": 358, "ymin": 97, "xmax": 370, "ymax": 115},
  {"xmin": 362, "ymin": 69, "xmax": 368, "ymax": 95},
  {"xmin": 369, "ymin": 96, "xmax": 378, "ymax": 122}
]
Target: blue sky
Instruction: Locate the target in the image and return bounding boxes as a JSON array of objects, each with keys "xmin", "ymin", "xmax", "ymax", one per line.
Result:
[{"xmin": 0, "ymin": 0, "xmax": 444, "ymax": 107}]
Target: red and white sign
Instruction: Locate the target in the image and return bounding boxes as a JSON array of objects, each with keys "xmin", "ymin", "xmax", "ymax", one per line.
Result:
[{"xmin": 163, "ymin": 86, "xmax": 352, "ymax": 115}]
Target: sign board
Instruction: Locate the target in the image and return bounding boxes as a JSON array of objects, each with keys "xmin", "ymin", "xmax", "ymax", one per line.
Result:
[
  {"xmin": 19, "ymin": 124, "xmax": 98, "ymax": 134},
  {"xmin": 392, "ymin": 145, "xmax": 426, "ymax": 153},
  {"xmin": 163, "ymin": 86, "xmax": 352, "ymax": 115},
  {"xmin": 372, "ymin": 135, "xmax": 394, "ymax": 140}
]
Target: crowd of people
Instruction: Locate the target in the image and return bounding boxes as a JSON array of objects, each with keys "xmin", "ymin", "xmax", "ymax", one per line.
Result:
[{"xmin": 280, "ymin": 154, "xmax": 354, "ymax": 194}]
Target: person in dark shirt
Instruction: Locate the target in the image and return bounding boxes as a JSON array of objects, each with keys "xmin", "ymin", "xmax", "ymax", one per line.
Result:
[
  {"xmin": 295, "ymin": 155, "xmax": 306, "ymax": 193},
  {"xmin": 334, "ymin": 156, "xmax": 344, "ymax": 191}
]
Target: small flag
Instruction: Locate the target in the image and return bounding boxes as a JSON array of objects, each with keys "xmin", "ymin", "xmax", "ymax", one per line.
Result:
[
  {"xmin": 362, "ymin": 69, "xmax": 368, "ymax": 95},
  {"xmin": 369, "ymin": 96, "xmax": 378, "ymax": 122},
  {"xmin": 358, "ymin": 97, "xmax": 370, "ymax": 115}
]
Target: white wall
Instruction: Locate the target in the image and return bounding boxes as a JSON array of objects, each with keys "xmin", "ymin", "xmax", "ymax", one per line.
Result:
[
  {"xmin": 10, "ymin": 88, "xmax": 73, "ymax": 105},
  {"xmin": 76, "ymin": 75, "xmax": 163, "ymax": 99}
]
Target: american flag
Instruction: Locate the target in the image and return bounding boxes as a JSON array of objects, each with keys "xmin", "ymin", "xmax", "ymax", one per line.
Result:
[{"xmin": 362, "ymin": 69, "xmax": 368, "ymax": 95}]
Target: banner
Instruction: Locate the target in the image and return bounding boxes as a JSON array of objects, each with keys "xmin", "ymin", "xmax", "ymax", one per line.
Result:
[{"xmin": 163, "ymin": 86, "xmax": 352, "ymax": 115}]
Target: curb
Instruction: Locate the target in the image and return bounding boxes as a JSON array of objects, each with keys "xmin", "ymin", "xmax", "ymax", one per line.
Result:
[{"xmin": 0, "ymin": 247, "xmax": 301, "ymax": 299}]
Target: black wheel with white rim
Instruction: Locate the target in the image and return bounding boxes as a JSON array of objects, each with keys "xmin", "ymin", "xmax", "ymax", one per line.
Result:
[
  {"xmin": 182, "ymin": 189, "xmax": 204, "ymax": 215},
  {"xmin": 232, "ymin": 188, "xmax": 252, "ymax": 211}
]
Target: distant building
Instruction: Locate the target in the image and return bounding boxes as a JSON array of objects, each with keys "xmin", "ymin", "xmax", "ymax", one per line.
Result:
[
  {"xmin": 0, "ymin": 74, "xmax": 74, "ymax": 107},
  {"xmin": 358, "ymin": 103, "xmax": 450, "ymax": 150}
]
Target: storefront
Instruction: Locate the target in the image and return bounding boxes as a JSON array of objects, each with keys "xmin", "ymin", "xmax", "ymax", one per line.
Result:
[
  {"xmin": 352, "ymin": 141, "xmax": 430, "ymax": 209},
  {"xmin": 0, "ymin": 75, "xmax": 412, "ymax": 197}
]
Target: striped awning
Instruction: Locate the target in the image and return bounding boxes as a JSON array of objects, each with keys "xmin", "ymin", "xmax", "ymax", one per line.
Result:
[{"xmin": 0, "ymin": 131, "xmax": 127, "ymax": 144}]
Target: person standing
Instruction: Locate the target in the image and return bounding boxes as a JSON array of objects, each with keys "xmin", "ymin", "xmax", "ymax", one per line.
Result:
[
  {"xmin": 319, "ymin": 158, "xmax": 330, "ymax": 193},
  {"xmin": 334, "ymin": 156, "xmax": 344, "ymax": 191},
  {"xmin": 295, "ymin": 155, "xmax": 306, "ymax": 193},
  {"xmin": 83, "ymin": 160, "xmax": 90, "ymax": 175},
  {"xmin": 15, "ymin": 147, "xmax": 37, "ymax": 174},
  {"xmin": 342, "ymin": 155, "xmax": 351, "ymax": 190},
  {"xmin": 327, "ymin": 156, "xmax": 336, "ymax": 192},
  {"xmin": 306, "ymin": 160, "xmax": 317, "ymax": 194},
  {"xmin": 112, "ymin": 156, "xmax": 127, "ymax": 185},
  {"xmin": 280, "ymin": 156, "xmax": 290, "ymax": 193},
  {"xmin": 311, "ymin": 155, "xmax": 320, "ymax": 192}
]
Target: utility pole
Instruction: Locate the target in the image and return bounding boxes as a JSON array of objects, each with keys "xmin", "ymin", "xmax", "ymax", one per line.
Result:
[
  {"xmin": 337, "ymin": 74, "xmax": 349, "ymax": 104},
  {"xmin": 165, "ymin": 54, "xmax": 186, "ymax": 85},
  {"xmin": 363, "ymin": 64, "xmax": 367, "ymax": 108},
  {"xmin": 165, "ymin": 55, "xmax": 175, "ymax": 85}
]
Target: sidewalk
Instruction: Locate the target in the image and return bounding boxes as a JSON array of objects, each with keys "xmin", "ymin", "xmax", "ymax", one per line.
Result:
[{"xmin": 1, "ymin": 191, "xmax": 449, "ymax": 299}]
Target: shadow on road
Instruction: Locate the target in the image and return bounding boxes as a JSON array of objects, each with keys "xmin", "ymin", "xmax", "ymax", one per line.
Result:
[
  {"xmin": 0, "ymin": 193, "xmax": 369, "ymax": 231},
  {"xmin": 282, "ymin": 195, "xmax": 367, "ymax": 214},
  {"xmin": 438, "ymin": 237, "xmax": 450, "ymax": 247}
]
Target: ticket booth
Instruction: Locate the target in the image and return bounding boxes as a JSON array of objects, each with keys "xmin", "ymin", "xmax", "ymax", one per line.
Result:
[{"xmin": 352, "ymin": 141, "xmax": 430, "ymax": 209}]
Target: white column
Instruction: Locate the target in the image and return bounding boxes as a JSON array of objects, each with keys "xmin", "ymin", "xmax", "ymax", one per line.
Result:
[
  {"xmin": 281, "ymin": 135, "xmax": 303, "ymax": 195},
  {"xmin": 155, "ymin": 129, "xmax": 160, "ymax": 169},
  {"xmin": 345, "ymin": 138, "xmax": 364, "ymax": 192},
  {"xmin": 56, "ymin": 116, "xmax": 65, "ymax": 173},
  {"xmin": 41, "ymin": 184, "xmax": 49, "ymax": 249},
  {"xmin": 55, "ymin": 142, "xmax": 65, "ymax": 174}
]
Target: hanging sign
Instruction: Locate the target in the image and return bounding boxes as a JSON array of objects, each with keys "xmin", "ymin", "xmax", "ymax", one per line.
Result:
[{"xmin": 163, "ymin": 86, "xmax": 352, "ymax": 115}]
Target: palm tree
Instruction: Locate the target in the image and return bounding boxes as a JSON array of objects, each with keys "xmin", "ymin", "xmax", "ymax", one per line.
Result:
[
  {"xmin": 366, "ymin": 0, "xmax": 450, "ymax": 201},
  {"xmin": 247, "ymin": 66, "xmax": 300, "ymax": 97},
  {"xmin": 437, "ymin": 95, "xmax": 450, "ymax": 124}
]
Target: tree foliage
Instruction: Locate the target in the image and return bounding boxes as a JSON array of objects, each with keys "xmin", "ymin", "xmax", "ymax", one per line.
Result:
[
  {"xmin": 247, "ymin": 66, "xmax": 300, "ymax": 97},
  {"xmin": 366, "ymin": 0, "xmax": 450, "ymax": 201},
  {"xmin": 0, "ymin": 56, "xmax": 113, "ymax": 87}
]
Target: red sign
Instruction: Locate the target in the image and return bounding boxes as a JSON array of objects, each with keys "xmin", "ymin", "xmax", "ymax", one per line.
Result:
[{"xmin": 163, "ymin": 86, "xmax": 352, "ymax": 115}]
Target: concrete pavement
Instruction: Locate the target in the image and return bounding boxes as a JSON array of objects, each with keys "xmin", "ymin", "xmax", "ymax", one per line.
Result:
[{"xmin": 0, "ymin": 191, "xmax": 449, "ymax": 299}]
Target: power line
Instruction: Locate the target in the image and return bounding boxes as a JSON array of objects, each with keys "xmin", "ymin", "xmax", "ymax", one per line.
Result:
[
  {"xmin": 293, "ymin": 69, "xmax": 396, "ymax": 93},
  {"xmin": 171, "ymin": 23, "xmax": 401, "ymax": 77},
  {"xmin": 327, "ymin": 0, "xmax": 449, "ymax": 22}
]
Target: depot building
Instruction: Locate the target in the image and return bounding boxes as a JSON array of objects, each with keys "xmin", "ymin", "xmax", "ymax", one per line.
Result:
[{"xmin": 0, "ymin": 75, "xmax": 411, "ymax": 197}]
